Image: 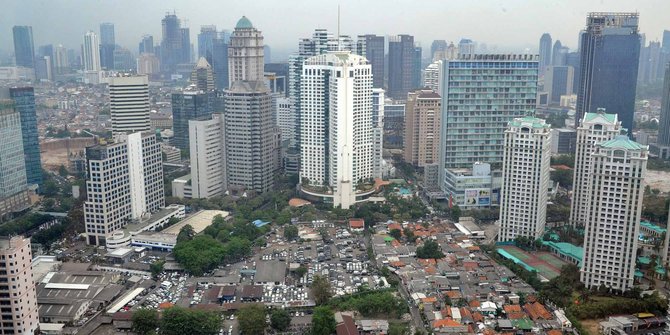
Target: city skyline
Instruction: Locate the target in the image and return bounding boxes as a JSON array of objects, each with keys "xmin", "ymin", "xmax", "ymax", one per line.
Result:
[{"xmin": 3, "ymin": 0, "xmax": 670, "ymax": 61}]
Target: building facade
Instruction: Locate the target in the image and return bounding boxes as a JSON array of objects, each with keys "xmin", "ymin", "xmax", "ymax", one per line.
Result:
[
  {"xmin": 84, "ymin": 132, "xmax": 164, "ymax": 245},
  {"xmin": 6, "ymin": 87, "xmax": 42, "ymax": 189},
  {"xmin": 388, "ymin": 35, "xmax": 417, "ymax": 100},
  {"xmin": 372, "ymin": 88, "xmax": 385, "ymax": 179},
  {"xmin": 171, "ymin": 87, "xmax": 215, "ymax": 150},
  {"xmin": 190, "ymin": 57, "xmax": 215, "ymax": 91},
  {"xmin": 228, "ymin": 16, "xmax": 265, "ymax": 83},
  {"xmin": 404, "ymin": 89, "xmax": 441, "ymax": 167},
  {"xmin": 0, "ymin": 100, "xmax": 30, "ymax": 220},
  {"xmin": 576, "ymin": 12, "xmax": 640, "ymax": 132},
  {"xmin": 109, "ymin": 75, "xmax": 151, "ymax": 135},
  {"xmin": 439, "ymin": 54, "xmax": 539, "ymax": 184},
  {"xmin": 544, "ymin": 66, "xmax": 574, "ymax": 105},
  {"xmin": 83, "ymin": 31, "xmax": 101, "ymax": 72},
  {"xmin": 356, "ymin": 35, "xmax": 385, "ymax": 88},
  {"xmin": 657, "ymin": 64, "xmax": 670, "ymax": 148},
  {"xmin": 570, "ymin": 112, "xmax": 622, "ymax": 227},
  {"xmin": 539, "ymin": 33, "xmax": 552, "ymax": 75},
  {"xmin": 100, "ymin": 22, "xmax": 116, "ymax": 70},
  {"xmin": 0, "ymin": 236, "xmax": 39, "ymax": 335},
  {"xmin": 498, "ymin": 117, "xmax": 552, "ymax": 242},
  {"xmin": 580, "ymin": 136, "xmax": 647, "ymax": 291},
  {"xmin": 189, "ymin": 114, "xmax": 226, "ymax": 198},
  {"xmin": 299, "ymin": 51, "xmax": 375, "ymax": 209},
  {"xmin": 12, "ymin": 26, "xmax": 35, "ymax": 68}
]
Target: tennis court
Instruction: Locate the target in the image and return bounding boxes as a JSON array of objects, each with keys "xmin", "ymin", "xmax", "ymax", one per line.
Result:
[{"xmin": 498, "ymin": 245, "xmax": 568, "ymax": 280}]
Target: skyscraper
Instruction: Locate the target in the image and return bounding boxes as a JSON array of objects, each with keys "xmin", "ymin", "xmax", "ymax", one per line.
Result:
[
  {"xmin": 190, "ymin": 57, "xmax": 215, "ymax": 91},
  {"xmin": 544, "ymin": 66, "xmax": 574, "ymax": 105},
  {"xmin": 413, "ymin": 46, "xmax": 422, "ymax": 89},
  {"xmin": 180, "ymin": 27, "xmax": 191, "ymax": 63},
  {"xmin": 658, "ymin": 65, "xmax": 670, "ymax": 147},
  {"xmin": 580, "ymin": 136, "xmax": 647, "ymax": 291},
  {"xmin": 12, "ymin": 26, "xmax": 35, "ymax": 68},
  {"xmin": 423, "ymin": 60, "xmax": 442, "ymax": 92},
  {"xmin": 0, "ymin": 236, "xmax": 39, "ymax": 335},
  {"xmin": 6, "ymin": 87, "xmax": 42, "ymax": 189},
  {"xmin": 224, "ymin": 82, "xmax": 275, "ymax": 193},
  {"xmin": 198, "ymin": 25, "xmax": 218, "ymax": 62},
  {"xmin": 139, "ymin": 35, "xmax": 154, "ymax": 54},
  {"xmin": 372, "ymin": 88, "xmax": 385, "ymax": 179},
  {"xmin": 84, "ymin": 132, "xmax": 164, "ymax": 245},
  {"xmin": 458, "ymin": 39, "xmax": 475, "ymax": 57},
  {"xmin": 109, "ymin": 75, "xmax": 150, "ymax": 135},
  {"xmin": 224, "ymin": 17, "xmax": 276, "ymax": 193},
  {"xmin": 430, "ymin": 40, "xmax": 448, "ymax": 61},
  {"xmin": 356, "ymin": 35, "xmax": 385, "ymax": 88},
  {"xmin": 212, "ymin": 36, "xmax": 229, "ymax": 89},
  {"xmin": 228, "ymin": 16, "xmax": 264, "ymax": 83},
  {"xmin": 539, "ymin": 33, "xmax": 552, "ymax": 74},
  {"xmin": 404, "ymin": 89, "xmax": 441, "ymax": 167},
  {"xmin": 100, "ymin": 22, "xmax": 115, "ymax": 70},
  {"xmin": 663, "ymin": 30, "xmax": 670, "ymax": 54},
  {"xmin": 552, "ymin": 40, "xmax": 567, "ymax": 66},
  {"xmin": 160, "ymin": 13, "xmax": 184, "ymax": 73},
  {"xmin": 188, "ymin": 114, "xmax": 226, "ymax": 198},
  {"xmin": 498, "ymin": 117, "xmax": 552, "ymax": 242},
  {"xmin": 83, "ymin": 31, "xmax": 101, "ymax": 71},
  {"xmin": 388, "ymin": 35, "xmax": 417, "ymax": 100},
  {"xmin": 576, "ymin": 12, "xmax": 640, "ymax": 132},
  {"xmin": 570, "ymin": 111, "xmax": 622, "ymax": 227},
  {"xmin": 0, "ymin": 100, "xmax": 30, "ymax": 220},
  {"xmin": 439, "ymin": 55, "xmax": 538, "ymax": 171},
  {"xmin": 54, "ymin": 44, "xmax": 69, "ymax": 74},
  {"xmin": 171, "ymin": 85, "xmax": 215, "ymax": 150},
  {"xmin": 299, "ymin": 51, "xmax": 375, "ymax": 209}
]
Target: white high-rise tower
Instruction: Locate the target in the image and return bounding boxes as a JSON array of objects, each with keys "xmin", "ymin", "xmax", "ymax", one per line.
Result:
[
  {"xmin": 570, "ymin": 111, "xmax": 623, "ymax": 227},
  {"xmin": 299, "ymin": 51, "xmax": 375, "ymax": 209},
  {"xmin": 228, "ymin": 16, "xmax": 264, "ymax": 83},
  {"xmin": 83, "ymin": 31, "xmax": 101, "ymax": 71},
  {"xmin": 109, "ymin": 75, "xmax": 151, "ymax": 135},
  {"xmin": 498, "ymin": 117, "xmax": 552, "ymax": 242},
  {"xmin": 580, "ymin": 136, "xmax": 648, "ymax": 291}
]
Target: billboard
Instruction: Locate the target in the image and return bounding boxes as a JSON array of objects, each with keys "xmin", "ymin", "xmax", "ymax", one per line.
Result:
[{"xmin": 464, "ymin": 188, "xmax": 491, "ymax": 206}]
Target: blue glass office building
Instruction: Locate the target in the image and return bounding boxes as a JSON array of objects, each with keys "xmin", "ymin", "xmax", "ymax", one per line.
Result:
[
  {"xmin": 171, "ymin": 90, "xmax": 215, "ymax": 150},
  {"xmin": 576, "ymin": 12, "xmax": 640, "ymax": 132},
  {"xmin": 9, "ymin": 87, "xmax": 42, "ymax": 189}
]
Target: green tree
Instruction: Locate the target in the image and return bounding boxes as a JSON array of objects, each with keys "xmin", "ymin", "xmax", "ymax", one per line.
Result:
[
  {"xmin": 270, "ymin": 309, "xmax": 291, "ymax": 331},
  {"xmin": 416, "ymin": 240, "xmax": 445, "ymax": 259},
  {"xmin": 389, "ymin": 322, "xmax": 410, "ymax": 335},
  {"xmin": 311, "ymin": 275, "xmax": 332, "ymax": 305},
  {"xmin": 131, "ymin": 308, "xmax": 159, "ymax": 335},
  {"xmin": 160, "ymin": 306, "xmax": 220, "ymax": 335},
  {"xmin": 389, "ymin": 228, "xmax": 402, "ymax": 240},
  {"xmin": 237, "ymin": 304, "xmax": 267, "ymax": 335},
  {"xmin": 58, "ymin": 164, "xmax": 69, "ymax": 177},
  {"xmin": 284, "ymin": 225, "xmax": 299, "ymax": 241},
  {"xmin": 449, "ymin": 205, "xmax": 461, "ymax": 221},
  {"xmin": 173, "ymin": 235, "xmax": 226, "ymax": 276},
  {"xmin": 177, "ymin": 224, "xmax": 195, "ymax": 242},
  {"xmin": 294, "ymin": 265, "xmax": 308, "ymax": 278},
  {"xmin": 149, "ymin": 260, "xmax": 165, "ymax": 279},
  {"xmin": 403, "ymin": 227, "xmax": 415, "ymax": 243},
  {"xmin": 311, "ymin": 306, "xmax": 336, "ymax": 335}
]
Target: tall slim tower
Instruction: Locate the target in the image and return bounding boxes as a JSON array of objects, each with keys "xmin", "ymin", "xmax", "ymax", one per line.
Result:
[
  {"xmin": 356, "ymin": 35, "xmax": 385, "ymax": 88},
  {"xmin": 570, "ymin": 111, "xmax": 622, "ymax": 227},
  {"xmin": 190, "ymin": 57, "xmax": 215, "ymax": 91},
  {"xmin": 224, "ymin": 17, "xmax": 276, "ymax": 193},
  {"xmin": 539, "ymin": 33, "xmax": 552, "ymax": 74},
  {"xmin": 12, "ymin": 26, "xmax": 35, "ymax": 68},
  {"xmin": 83, "ymin": 31, "xmax": 101, "ymax": 71},
  {"xmin": 388, "ymin": 35, "xmax": 417, "ymax": 100},
  {"xmin": 576, "ymin": 12, "xmax": 640, "ymax": 132},
  {"xmin": 299, "ymin": 51, "xmax": 374, "ymax": 209},
  {"xmin": 0, "ymin": 236, "xmax": 39, "ymax": 335},
  {"xmin": 228, "ymin": 16, "xmax": 264, "ymax": 83},
  {"xmin": 458, "ymin": 39, "xmax": 475, "ymax": 58},
  {"xmin": 188, "ymin": 114, "xmax": 227, "ymax": 198},
  {"xmin": 658, "ymin": 65, "xmax": 670, "ymax": 147},
  {"xmin": 404, "ymin": 89, "xmax": 441, "ymax": 167},
  {"xmin": 6, "ymin": 87, "xmax": 42, "ymax": 189},
  {"xmin": 109, "ymin": 75, "xmax": 150, "ymax": 135},
  {"xmin": 498, "ymin": 117, "xmax": 552, "ymax": 242},
  {"xmin": 580, "ymin": 136, "xmax": 647, "ymax": 291},
  {"xmin": 100, "ymin": 22, "xmax": 116, "ymax": 70},
  {"xmin": 160, "ymin": 13, "xmax": 183, "ymax": 73}
]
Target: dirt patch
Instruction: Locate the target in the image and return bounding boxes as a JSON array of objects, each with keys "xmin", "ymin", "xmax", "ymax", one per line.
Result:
[
  {"xmin": 646, "ymin": 170, "xmax": 670, "ymax": 193},
  {"xmin": 580, "ymin": 318, "xmax": 603, "ymax": 335}
]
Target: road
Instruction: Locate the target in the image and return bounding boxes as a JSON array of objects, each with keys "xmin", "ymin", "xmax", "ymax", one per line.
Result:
[{"xmin": 395, "ymin": 273, "xmax": 427, "ymax": 333}]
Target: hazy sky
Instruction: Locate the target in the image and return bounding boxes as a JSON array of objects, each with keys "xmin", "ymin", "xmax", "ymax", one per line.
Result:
[{"xmin": 2, "ymin": 0, "xmax": 670, "ymax": 61}]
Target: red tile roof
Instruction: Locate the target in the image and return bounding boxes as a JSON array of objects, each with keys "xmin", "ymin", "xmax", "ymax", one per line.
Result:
[
  {"xmin": 524, "ymin": 302, "xmax": 552, "ymax": 320},
  {"xmin": 349, "ymin": 218, "xmax": 364, "ymax": 229}
]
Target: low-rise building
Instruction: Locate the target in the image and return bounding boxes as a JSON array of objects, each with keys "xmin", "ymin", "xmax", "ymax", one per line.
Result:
[{"xmin": 443, "ymin": 163, "xmax": 499, "ymax": 208}]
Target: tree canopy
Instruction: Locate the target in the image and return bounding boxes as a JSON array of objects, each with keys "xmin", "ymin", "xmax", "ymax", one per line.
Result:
[
  {"xmin": 311, "ymin": 275, "xmax": 333, "ymax": 305},
  {"xmin": 237, "ymin": 304, "xmax": 267, "ymax": 335},
  {"xmin": 160, "ymin": 306, "xmax": 220, "ymax": 335},
  {"xmin": 311, "ymin": 306, "xmax": 336, "ymax": 335},
  {"xmin": 131, "ymin": 308, "xmax": 159, "ymax": 335},
  {"xmin": 270, "ymin": 309, "xmax": 291, "ymax": 331},
  {"xmin": 416, "ymin": 240, "xmax": 445, "ymax": 259}
]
